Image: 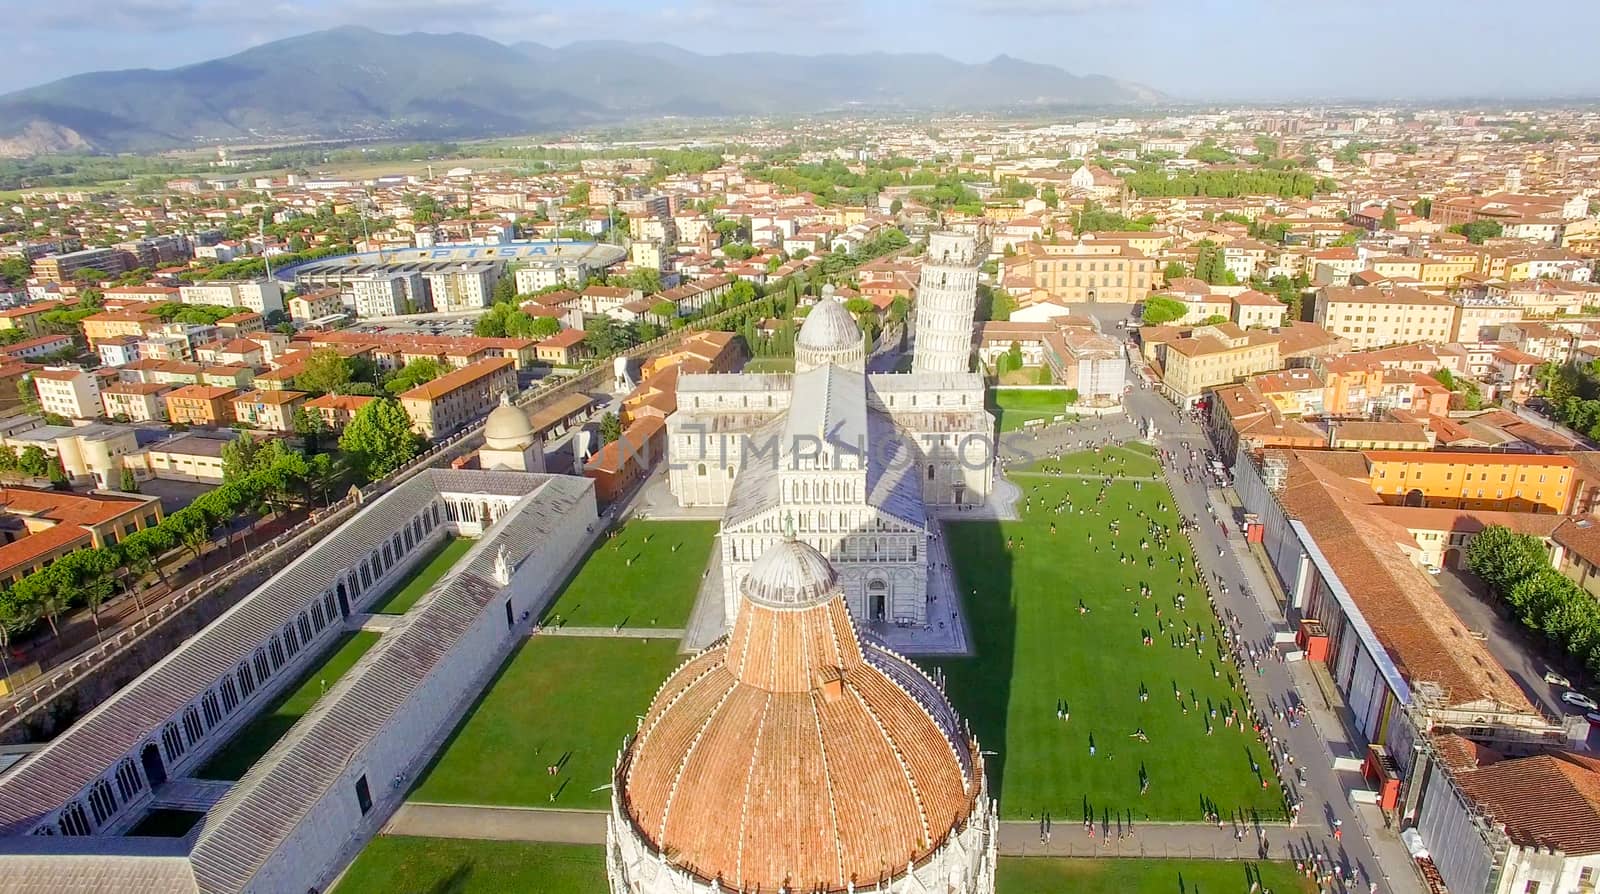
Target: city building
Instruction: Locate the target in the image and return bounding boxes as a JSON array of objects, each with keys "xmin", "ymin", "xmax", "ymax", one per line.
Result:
[
  {"xmin": 31, "ymin": 367, "xmax": 102, "ymax": 421},
  {"xmin": 232, "ymin": 390, "xmax": 309, "ymax": 432},
  {"xmin": 477, "ymin": 394, "xmax": 545, "ymax": 473},
  {"xmin": 420, "ymin": 265, "xmax": 497, "ymax": 313},
  {"xmin": 177, "ymin": 280, "xmax": 285, "ymax": 315},
  {"xmin": 608, "ymin": 536, "xmax": 997, "ymax": 894},
  {"xmin": 164, "ymin": 384, "xmax": 240, "ymax": 427},
  {"xmin": 303, "ymin": 394, "xmax": 376, "ymax": 431},
  {"xmin": 1365, "ymin": 450, "xmax": 1575, "ymax": 514},
  {"xmin": 286, "ymin": 288, "xmax": 343, "ymax": 323},
  {"xmin": 101, "ymin": 382, "xmax": 171, "ymax": 423},
  {"xmin": 31, "ymin": 248, "xmax": 129, "ymax": 284},
  {"xmin": 0, "ymin": 487, "xmax": 163, "ymax": 586},
  {"xmin": 349, "ymin": 274, "xmax": 423, "ymax": 318},
  {"xmin": 1314, "ymin": 285, "xmax": 1457, "ymax": 351},
  {"xmin": 398, "ymin": 356, "xmax": 517, "ymax": 439}
]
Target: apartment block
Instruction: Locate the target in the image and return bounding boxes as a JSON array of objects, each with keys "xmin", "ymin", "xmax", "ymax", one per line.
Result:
[
  {"xmin": 164, "ymin": 385, "xmax": 239, "ymax": 427},
  {"xmin": 1366, "ymin": 451, "xmax": 1575, "ymax": 514},
  {"xmin": 398, "ymin": 356, "xmax": 517, "ymax": 438},
  {"xmin": 31, "ymin": 367, "xmax": 101, "ymax": 420},
  {"xmin": 1313, "ymin": 286, "xmax": 1456, "ymax": 351}
]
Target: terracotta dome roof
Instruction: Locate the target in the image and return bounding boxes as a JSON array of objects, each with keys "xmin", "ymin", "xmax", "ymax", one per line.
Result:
[
  {"xmin": 618, "ymin": 539, "xmax": 981, "ymax": 892},
  {"xmin": 483, "ymin": 392, "xmax": 534, "ymax": 449},
  {"xmin": 796, "ymin": 297, "xmax": 862, "ymax": 353}
]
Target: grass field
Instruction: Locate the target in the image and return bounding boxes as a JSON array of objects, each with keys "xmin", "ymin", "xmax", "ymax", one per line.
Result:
[
  {"xmin": 126, "ymin": 809, "xmax": 204, "ymax": 838},
  {"xmin": 743, "ymin": 356, "xmax": 796, "ymax": 373},
  {"xmin": 935, "ymin": 445, "xmax": 1283, "ymax": 822},
  {"xmin": 990, "ymin": 388, "xmax": 1077, "ymax": 432},
  {"xmin": 409, "ymin": 637, "xmax": 683, "ymax": 809},
  {"xmin": 540, "ymin": 520, "xmax": 717, "ymax": 629},
  {"xmin": 998, "ymin": 858, "xmax": 1315, "ymax": 894},
  {"xmin": 334, "ymin": 836, "xmax": 605, "ymax": 894},
  {"xmin": 370, "ymin": 537, "xmax": 474, "ymax": 615},
  {"xmin": 196, "ymin": 631, "xmax": 381, "ymax": 781}
]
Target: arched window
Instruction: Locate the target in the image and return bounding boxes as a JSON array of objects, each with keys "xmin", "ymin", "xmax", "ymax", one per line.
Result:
[
  {"xmin": 697, "ymin": 463, "xmax": 707, "ymax": 477},
  {"xmin": 927, "ymin": 464, "xmax": 935, "ymax": 481}
]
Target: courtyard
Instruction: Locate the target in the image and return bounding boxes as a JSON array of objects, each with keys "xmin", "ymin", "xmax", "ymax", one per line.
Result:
[
  {"xmin": 196, "ymin": 631, "xmax": 381, "ymax": 781},
  {"xmin": 334, "ymin": 836, "xmax": 604, "ymax": 894},
  {"xmin": 936, "ymin": 444, "xmax": 1285, "ymax": 822},
  {"xmin": 408, "ymin": 636, "xmax": 684, "ymax": 810},
  {"xmin": 539, "ymin": 520, "xmax": 718, "ymax": 629},
  {"xmin": 990, "ymin": 388, "xmax": 1077, "ymax": 433},
  {"xmin": 998, "ymin": 857, "xmax": 1314, "ymax": 894},
  {"xmin": 369, "ymin": 536, "xmax": 475, "ymax": 615}
]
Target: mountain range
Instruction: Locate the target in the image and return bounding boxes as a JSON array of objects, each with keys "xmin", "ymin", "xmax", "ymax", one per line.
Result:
[{"xmin": 0, "ymin": 27, "xmax": 1163, "ymax": 156}]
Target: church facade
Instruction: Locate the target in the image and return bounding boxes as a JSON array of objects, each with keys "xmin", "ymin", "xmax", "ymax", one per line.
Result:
[{"xmin": 666, "ymin": 241, "xmax": 991, "ymax": 628}]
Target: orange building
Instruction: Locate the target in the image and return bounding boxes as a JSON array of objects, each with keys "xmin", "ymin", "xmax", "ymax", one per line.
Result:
[
  {"xmin": 164, "ymin": 385, "xmax": 240, "ymax": 427},
  {"xmin": 584, "ymin": 416, "xmax": 666, "ymax": 503},
  {"xmin": 1365, "ymin": 450, "xmax": 1576, "ymax": 514}
]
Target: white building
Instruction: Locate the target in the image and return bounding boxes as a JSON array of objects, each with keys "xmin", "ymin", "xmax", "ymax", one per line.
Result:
[
  {"xmin": 913, "ymin": 231, "xmax": 980, "ymax": 375},
  {"xmin": 0, "ymin": 469, "xmax": 599, "ymax": 893},
  {"xmin": 30, "ymin": 367, "xmax": 101, "ymax": 420},
  {"xmin": 667, "ymin": 296, "xmax": 992, "ymax": 627},
  {"xmin": 421, "ymin": 265, "xmax": 497, "ymax": 313},
  {"xmin": 513, "ymin": 261, "xmax": 590, "ymax": 294},
  {"xmin": 350, "ymin": 273, "xmax": 424, "ymax": 318},
  {"xmin": 177, "ymin": 279, "xmax": 285, "ymax": 315}
]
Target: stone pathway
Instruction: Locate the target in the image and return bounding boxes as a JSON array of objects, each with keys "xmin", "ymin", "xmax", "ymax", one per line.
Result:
[{"xmin": 386, "ymin": 802, "xmax": 606, "ymax": 845}]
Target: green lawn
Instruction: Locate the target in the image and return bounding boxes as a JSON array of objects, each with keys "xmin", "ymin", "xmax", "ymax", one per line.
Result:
[
  {"xmin": 991, "ymin": 388, "xmax": 1077, "ymax": 432},
  {"xmin": 127, "ymin": 809, "xmax": 204, "ymax": 838},
  {"xmin": 370, "ymin": 537, "xmax": 475, "ymax": 615},
  {"xmin": 196, "ymin": 631, "xmax": 381, "ymax": 781},
  {"xmin": 335, "ymin": 836, "xmax": 605, "ymax": 894},
  {"xmin": 743, "ymin": 356, "xmax": 795, "ymax": 373},
  {"xmin": 935, "ymin": 448, "xmax": 1283, "ymax": 822},
  {"xmin": 540, "ymin": 520, "xmax": 717, "ymax": 629},
  {"xmin": 999, "ymin": 858, "xmax": 1314, "ymax": 894},
  {"xmin": 409, "ymin": 637, "xmax": 684, "ymax": 809}
]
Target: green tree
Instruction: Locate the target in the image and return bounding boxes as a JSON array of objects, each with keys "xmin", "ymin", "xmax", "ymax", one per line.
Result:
[
  {"xmin": 1141, "ymin": 296, "xmax": 1188, "ymax": 325},
  {"xmin": 1467, "ymin": 525, "xmax": 1551, "ymax": 595},
  {"xmin": 1412, "ymin": 198, "xmax": 1433, "ymax": 219},
  {"xmin": 1163, "ymin": 261, "xmax": 1189, "ymax": 283},
  {"xmin": 1451, "ymin": 220, "xmax": 1504, "ymax": 244},
  {"xmin": 1040, "ymin": 186, "xmax": 1059, "ymax": 209},
  {"xmin": 119, "ymin": 466, "xmax": 139, "ymax": 493},
  {"xmin": 15, "ymin": 377, "xmax": 38, "ymax": 416},
  {"xmin": 18, "ymin": 446, "xmax": 50, "ymax": 479},
  {"xmin": 293, "ymin": 348, "xmax": 354, "ymax": 395},
  {"xmin": 1380, "ymin": 207, "xmax": 1397, "ymax": 229},
  {"xmin": 338, "ymin": 399, "xmax": 425, "ymax": 481},
  {"xmin": 1007, "ymin": 341, "xmax": 1024, "ymax": 372},
  {"xmin": 384, "ymin": 357, "xmax": 448, "ymax": 395},
  {"xmin": 529, "ymin": 316, "xmax": 561, "ymax": 338},
  {"xmin": 0, "ymin": 258, "xmax": 29, "ymax": 289},
  {"xmin": 599, "ymin": 411, "xmax": 622, "ymax": 446},
  {"xmin": 292, "ymin": 407, "xmax": 331, "ymax": 454}
]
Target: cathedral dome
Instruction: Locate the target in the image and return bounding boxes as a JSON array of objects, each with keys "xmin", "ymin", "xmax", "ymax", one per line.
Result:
[
  {"xmin": 614, "ymin": 538, "xmax": 986, "ymax": 893},
  {"xmin": 794, "ymin": 297, "xmax": 866, "ymax": 374},
  {"xmin": 483, "ymin": 393, "xmax": 535, "ymax": 450}
]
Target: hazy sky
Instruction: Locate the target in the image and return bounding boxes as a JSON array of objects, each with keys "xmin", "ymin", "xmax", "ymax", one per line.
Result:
[{"xmin": 9, "ymin": 0, "xmax": 1600, "ymax": 99}]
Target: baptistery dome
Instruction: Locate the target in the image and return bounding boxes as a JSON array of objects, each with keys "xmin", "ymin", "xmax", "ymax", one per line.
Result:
[{"xmin": 607, "ymin": 537, "xmax": 996, "ymax": 894}]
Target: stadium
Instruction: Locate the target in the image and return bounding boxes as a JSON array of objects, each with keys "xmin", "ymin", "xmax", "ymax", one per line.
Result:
[{"xmin": 278, "ymin": 240, "xmax": 629, "ymax": 292}]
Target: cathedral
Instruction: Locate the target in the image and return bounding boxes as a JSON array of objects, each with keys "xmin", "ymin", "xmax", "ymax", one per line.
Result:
[
  {"xmin": 665, "ymin": 233, "xmax": 992, "ymax": 628},
  {"xmin": 607, "ymin": 535, "xmax": 997, "ymax": 894}
]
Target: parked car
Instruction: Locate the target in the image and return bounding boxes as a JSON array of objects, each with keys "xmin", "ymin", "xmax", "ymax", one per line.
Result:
[
  {"xmin": 1546, "ymin": 670, "xmax": 1574, "ymax": 687},
  {"xmin": 1424, "ymin": 565, "xmax": 1442, "ymax": 575},
  {"xmin": 1562, "ymin": 690, "xmax": 1599, "ymax": 711}
]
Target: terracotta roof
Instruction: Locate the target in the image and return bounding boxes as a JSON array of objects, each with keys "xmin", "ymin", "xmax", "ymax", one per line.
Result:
[
  {"xmin": 0, "ymin": 524, "xmax": 92, "ymax": 574},
  {"xmin": 536, "ymin": 329, "xmax": 587, "ymax": 349},
  {"xmin": 619, "ymin": 540, "xmax": 981, "ymax": 891},
  {"xmin": 1455, "ymin": 752, "xmax": 1600, "ymax": 855},
  {"xmin": 233, "ymin": 390, "xmax": 308, "ymax": 406},
  {"xmin": 399, "ymin": 356, "xmax": 513, "ymax": 401}
]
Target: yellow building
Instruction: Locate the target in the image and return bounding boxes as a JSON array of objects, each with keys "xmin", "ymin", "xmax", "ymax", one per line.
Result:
[
  {"xmin": 1369, "ymin": 257, "xmax": 1423, "ymax": 280},
  {"xmin": 1015, "ymin": 239, "xmax": 1157, "ymax": 303},
  {"xmin": 0, "ymin": 302, "xmax": 72, "ymax": 338},
  {"xmin": 399, "ymin": 356, "xmax": 517, "ymax": 438},
  {"xmin": 1365, "ymin": 451, "xmax": 1575, "ymax": 514},
  {"xmin": 0, "ymin": 486, "xmax": 163, "ymax": 586},
  {"xmin": 232, "ymin": 390, "xmax": 309, "ymax": 432},
  {"xmin": 1417, "ymin": 256, "xmax": 1478, "ymax": 288},
  {"xmin": 1313, "ymin": 285, "xmax": 1456, "ymax": 351},
  {"xmin": 81, "ymin": 310, "xmax": 157, "ymax": 348},
  {"xmin": 1141, "ymin": 322, "xmax": 1282, "ymax": 405}
]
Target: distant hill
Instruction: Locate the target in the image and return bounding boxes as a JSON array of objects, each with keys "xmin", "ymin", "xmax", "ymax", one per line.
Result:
[{"xmin": 0, "ymin": 28, "xmax": 1163, "ymax": 156}]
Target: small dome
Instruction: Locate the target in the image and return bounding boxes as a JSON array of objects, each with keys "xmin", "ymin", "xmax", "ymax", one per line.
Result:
[
  {"xmin": 796, "ymin": 296, "xmax": 861, "ymax": 353},
  {"xmin": 483, "ymin": 393, "xmax": 534, "ymax": 449},
  {"xmin": 742, "ymin": 537, "xmax": 838, "ymax": 608}
]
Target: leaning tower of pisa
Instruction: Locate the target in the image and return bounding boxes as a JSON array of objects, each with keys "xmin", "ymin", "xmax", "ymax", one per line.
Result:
[{"xmin": 912, "ymin": 231, "xmax": 980, "ymax": 375}]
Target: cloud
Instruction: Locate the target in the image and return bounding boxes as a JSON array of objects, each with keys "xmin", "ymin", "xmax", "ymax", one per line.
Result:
[{"xmin": 964, "ymin": 0, "xmax": 1148, "ymax": 14}]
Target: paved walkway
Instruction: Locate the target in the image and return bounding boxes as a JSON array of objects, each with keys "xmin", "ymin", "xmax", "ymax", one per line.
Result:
[
  {"xmin": 386, "ymin": 803, "xmax": 606, "ymax": 844},
  {"xmin": 999, "ymin": 819, "xmax": 1356, "ymax": 865},
  {"xmin": 536, "ymin": 626, "xmax": 685, "ymax": 640}
]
